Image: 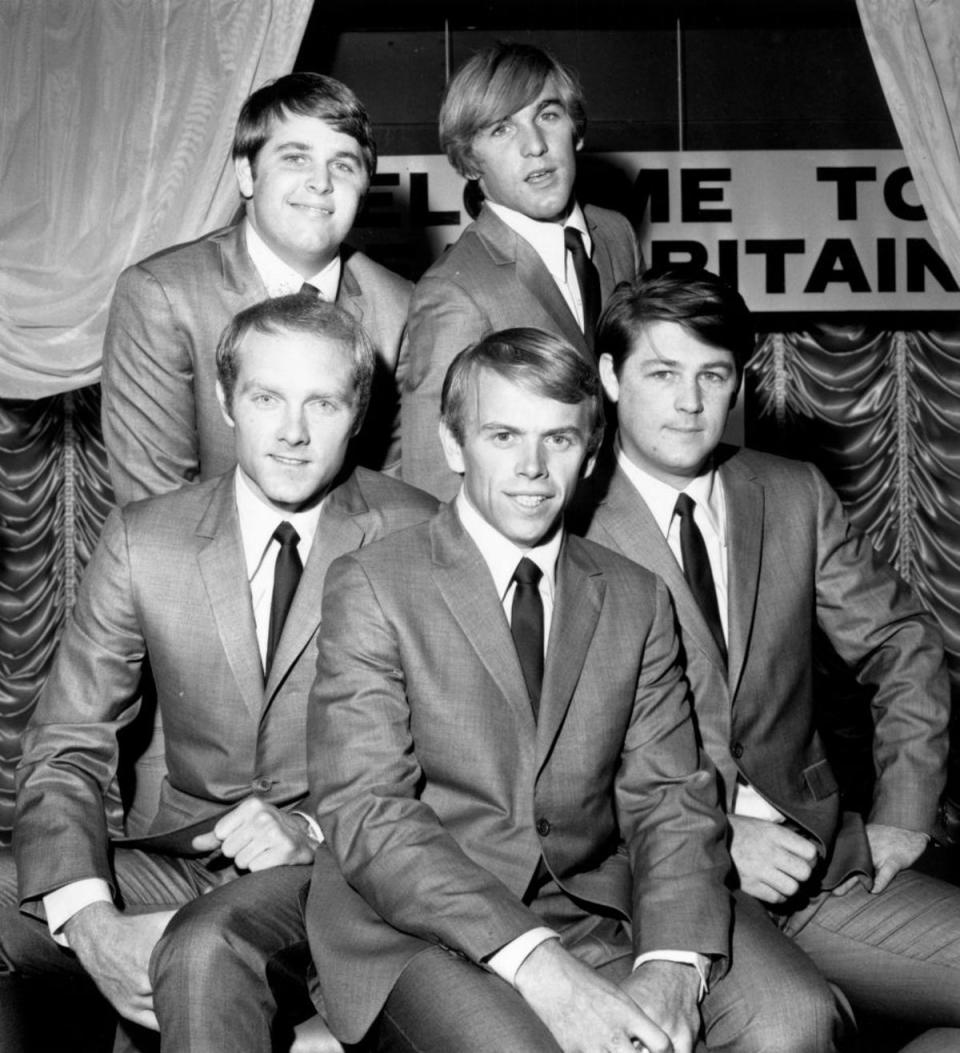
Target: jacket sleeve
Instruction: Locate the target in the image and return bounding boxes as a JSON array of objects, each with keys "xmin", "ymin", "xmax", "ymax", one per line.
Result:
[
  {"xmin": 400, "ymin": 274, "xmax": 491, "ymax": 501},
  {"xmin": 101, "ymin": 264, "xmax": 201, "ymax": 505},
  {"xmin": 810, "ymin": 462, "xmax": 949, "ymax": 835},
  {"xmin": 15, "ymin": 509, "xmax": 146, "ymax": 905}
]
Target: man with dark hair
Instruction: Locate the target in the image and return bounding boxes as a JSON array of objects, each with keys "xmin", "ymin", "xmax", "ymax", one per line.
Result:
[
  {"xmin": 304, "ymin": 326, "xmax": 847, "ymax": 1053},
  {"xmin": 575, "ymin": 266, "xmax": 960, "ymax": 1050},
  {"xmin": 1, "ymin": 295, "xmax": 437, "ymax": 1053},
  {"xmin": 401, "ymin": 42, "xmax": 641, "ymax": 500},
  {"xmin": 103, "ymin": 73, "xmax": 411, "ymax": 504}
]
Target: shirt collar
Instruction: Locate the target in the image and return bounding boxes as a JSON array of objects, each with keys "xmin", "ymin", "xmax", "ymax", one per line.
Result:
[
  {"xmin": 614, "ymin": 437, "xmax": 725, "ymax": 543},
  {"xmin": 234, "ymin": 467, "xmax": 323, "ymax": 579},
  {"xmin": 243, "ymin": 218, "xmax": 342, "ymax": 299},
  {"xmin": 454, "ymin": 489, "xmax": 560, "ymax": 604},
  {"xmin": 485, "ymin": 200, "xmax": 591, "ymax": 283}
]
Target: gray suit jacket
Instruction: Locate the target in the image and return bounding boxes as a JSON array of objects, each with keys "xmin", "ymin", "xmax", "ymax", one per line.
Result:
[
  {"xmin": 101, "ymin": 223, "xmax": 412, "ymax": 504},
  {"xmin": 15, "ymin": 468, "xmax": 437, "ymax": 908},
  {"xmin": 305, "ymin": 503, "xmax": 730, "ymax": 1043},
  {"xmin": 576, "ymin": 446, "xmax": 950, "ymax": 888},
  {"xmin": 400, "ymin": 203, "xmax": 641, "ymax": 499}
]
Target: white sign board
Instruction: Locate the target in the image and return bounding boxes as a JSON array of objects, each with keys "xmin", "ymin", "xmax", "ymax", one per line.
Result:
[{"xmin": 354, "ymin": 151, "xmax": 959, "ymax": 313}]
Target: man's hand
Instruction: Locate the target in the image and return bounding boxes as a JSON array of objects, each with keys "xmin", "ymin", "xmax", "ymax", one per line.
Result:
[
  {"xmin": 864, "ymin": 822, "xmax": 927, "ymax": 894},
  {"xmin": 728, "ymin": 815, "xmax": 818, "ymax": 903},
  {"xmin": 190, "ymin": 798, "xmax": 315, "ymax": 870},
  {"xmin": 620, "ymin": 960, "xmax": 702, "ymax": 1053},
  {"xmin": 514, "ymin": 938, "xmax": 672, "ymax": 1053},
  {"xmin": 64, "ymin": 901, "xmax": 175, "ymax": 1030}
]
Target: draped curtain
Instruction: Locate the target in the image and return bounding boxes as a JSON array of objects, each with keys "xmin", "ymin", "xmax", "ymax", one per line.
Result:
[
  {"xmin": 0, "ymin": 0, "xmax": 312, "ymax": 398},
  {"xmin": 0, "ymin": 0, "xmax": 311, "ymax": 841},
  {"xmin": 856, "ymin": 0, "xmax": 960, "ymax": 282}
]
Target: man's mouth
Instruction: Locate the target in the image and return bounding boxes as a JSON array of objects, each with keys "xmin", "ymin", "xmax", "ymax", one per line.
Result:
[
  {"xmin": 509, "ymin": 494, "xmax": 551, "ymax": 508},
  {"xmin": 524, "ymin": 168, "xmax": 556, "ymax": 185}
]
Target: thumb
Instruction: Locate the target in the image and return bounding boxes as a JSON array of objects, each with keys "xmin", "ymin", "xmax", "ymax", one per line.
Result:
[{"xmin": 190, "ymin": 831, "xmax": 222, "ymax": 852}]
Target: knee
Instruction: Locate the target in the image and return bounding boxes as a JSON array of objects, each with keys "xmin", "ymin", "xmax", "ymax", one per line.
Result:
[
  {"xmin": 150, "ymin": 893, "xmax": 252, "ymax": 988},
  {"xmin": 710, "ymin": 974, "xmax": 851, "ymax": 1053}
]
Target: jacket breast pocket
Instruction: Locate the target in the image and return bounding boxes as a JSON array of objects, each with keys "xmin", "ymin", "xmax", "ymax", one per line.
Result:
[{"xmin": 802, "ymin": 758, "xmax": 838, "ymax": 801}]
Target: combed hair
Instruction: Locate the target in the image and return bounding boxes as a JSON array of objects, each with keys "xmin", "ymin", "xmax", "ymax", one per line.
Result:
[
  {"xmin": 439, "ymin": 42, "xmax": 586, "ymax": 179},
  {"xmin": 597, "ymin": 267, "xmax": 756, "ymax": 379},
  {"xmin": 233, "ymin": 72, "xmax": 376, "ymax": 181},
  {"xmin": 216, "ymin": 294, "xmax": 375, "ymax": 430},
  {"xmin": 440, "ymin": 327, "xmax": 604, "ymax": 455}
]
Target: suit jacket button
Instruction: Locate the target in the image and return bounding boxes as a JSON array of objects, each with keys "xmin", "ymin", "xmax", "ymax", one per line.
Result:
[
  {"xmin": 252, "ymin": 777, "xmax": 273, "ymax": 793},
  {"xmin": 536, "ymin": 818, "xmax": 551, "ymax": 837},
  {"xmin": 731, "ymin": 743, "xmax": 744, "ymax": 759}
]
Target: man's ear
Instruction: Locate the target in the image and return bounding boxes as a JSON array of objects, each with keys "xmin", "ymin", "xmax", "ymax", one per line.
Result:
[
  {"xmin": 597, "ymin": 353, "xmax": 620, "ymax": 404},
  {"xmin": 215, "ymin": 381, "xmax": 236, "ymax": 429},
  {"xmin": 574, "ymin": 136, "xmax": 584, "ymax": 153},
  {"xmin": 438, "ymin": 420, "xmax": 465, "ymax": 475},
  {"xmin": 581, "ymin": 448, "xmax": 598, "ymax": 481},
  {"xmin": 235, "ymin": 156, "xmax": 254, "ymax": 200}
]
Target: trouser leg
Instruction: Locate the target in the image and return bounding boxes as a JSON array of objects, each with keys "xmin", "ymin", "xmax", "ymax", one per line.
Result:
[
  {"xmin": 792, "ymin": 868, "xmax": 960, "ymax": 1053},
  {"xmin": 149, "ymin": 863, "xmax": 311, "ymax": 1053}
]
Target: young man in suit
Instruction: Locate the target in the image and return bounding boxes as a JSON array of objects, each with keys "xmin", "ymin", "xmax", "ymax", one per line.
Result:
[
  {"xmin": 304, "ymin": 328, "xmax": 849, "ymax": 1053},
  {"xmin": 102, "ymin": 73, "xmax": 411, "ymax": 505},
  {"xmin": 401, "ymin": 42, "xmax": 641, "ymax": 500},
  {"xmin": 0, "ymin": 295, "xmax": 437, "ymax": 1052},
  {"xmin": 575, "ymin": 267, "xmax": 960, "ymax": 1050}
]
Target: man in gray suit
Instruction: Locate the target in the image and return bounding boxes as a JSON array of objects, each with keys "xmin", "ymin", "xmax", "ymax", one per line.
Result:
[
  {"xmin": 401, "ymin": 42, "xmax": 641, "ymax": 500},
  {"xmin": 305, "ymin": 328, "xmax": 848, "ymax": 1053},
  {"xmin": 1, "ymin": 296, "xmax": 436, "ymax": 1052},
  {"xmin": 103, "ymin": 72, "xmax": 411, "ymax": 505},
  {"xmin": 574, "ymin": 267, "xmax": 960, "ymax": 1050}
]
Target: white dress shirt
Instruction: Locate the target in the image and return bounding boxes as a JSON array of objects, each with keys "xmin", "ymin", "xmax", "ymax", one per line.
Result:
[
  {"xmin": 244, "ymin": 218, "xmax": 341, "ymax": 299},
  {"xmin": 615, "ymin": 442, "xmax": 784, "ymax": 825},
  {"xmin": 454, "ymin": 490, "xmax": 708, "ymax": 994},
  {"xmin": 486, "ymin": 200, "xmax": 592, "ymax": 330},
  {"xmin": 43, "ymin": 469, "xmax": 324, "ymax": 942}
]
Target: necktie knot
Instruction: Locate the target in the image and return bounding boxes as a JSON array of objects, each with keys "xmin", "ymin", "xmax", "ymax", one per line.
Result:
[
  {"xmin": 674, "ymin": 492, "xmax": 696, "ymax": 520},
  {"xmin": 299, "ymin": 281, "xmax": 320, "ymax": 297},
  {"xmin": 273, "ymin": 521, "xmax": 300, "ymax": 549},
  {"xmin": 513, "ymin": 556, "xmax": 543, "ymax": 588}
]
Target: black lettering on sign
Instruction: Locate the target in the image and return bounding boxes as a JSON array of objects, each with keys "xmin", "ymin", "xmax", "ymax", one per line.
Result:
[
  {"xmin": 744, "ymin": 240, "xmax": 805, "ymax": 294},
  {"xmin": 816, "ymin": 167, "xmax": 876, "ymax": 221},
  {"xmin": 633, "ymin": 169, "xmax": 671, "ymax": 222},
  {"xmin": 409, "ymin": 172, "xmax": 460, "ymax": 227},
  {"xmin": 681, "ymin": 169, "xmax": 732, "ymax": 222},
  {"xmin": 804, "ymin": 239, "xmax": 870, "ymax": 293},
  {"xmin": 884, "ymin": 168, "xmax": 926, "ymax": 221},
  {"xmin": 906, "ymin": 239, "xmax": 960, "ymax": 292},
  {"xmin": 649, "ymin": 241, "xmax": 709, "ymax": 269}
]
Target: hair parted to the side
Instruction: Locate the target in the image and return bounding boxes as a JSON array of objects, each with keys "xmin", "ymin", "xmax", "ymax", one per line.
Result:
[
  {"xmin": 216, "ymin": 294, "xmax": 375, "ymax": 430},
  {"xmin": 439, "ymin": 42, "xmax": 586, "ymax": 180},
  {"xmin": 597, "ymin": 267, "xmax": 756, "ymax": 380},
  {"xmin": 233, "ymin": 72, "xmax": 376, "ymax": 181},
  {"xmin": 440, "ymin": 327, "xmax": 604, "ymax": 454}
]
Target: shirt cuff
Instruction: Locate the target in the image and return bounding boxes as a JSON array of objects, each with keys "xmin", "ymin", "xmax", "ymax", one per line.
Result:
[
  {"xmin": 485, "ymin": 927, "xmax": 560, "ymax": 986},
  {"xmin": 43, "ymin": 879, "xmax": 113, "ymax": 947},
  {"xmin": 291, "ymin": 810, "xmax": 324, "ymax": 846},
  {"xmin": 632, "ymin": 950, "xmax": 711, "ymax": 1002}
]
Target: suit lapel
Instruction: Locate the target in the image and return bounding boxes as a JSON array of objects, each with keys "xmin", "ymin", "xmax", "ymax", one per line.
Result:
[
  {"xmin": 214, "ymin": 223, "xmax": 269, "ymax": 302},
  {"xmin": 196, "ymin": 476, "xmax": 264, "ymax": 718},
  {"xmin": 430, "ymin": 507, "xmax": 536, "ymax": 735},
  {"xmin": 718, "ymin": 454, "xmax": 764, "ymax": 701},
  {"xmin": 598, "ymin": 467, "xmax": 727, "ymax": 676},
  {"xmin": 584, "ymin": 208, "xmax": 618, "ymax": 298},
  {"xmin": 475, "ymin": 208, "xmax": 587, "ymax": 353},
  {"xmin": 264, "ymin": 472, "xmax": 368, "ymax": 700},
  {"xmin": 336, "ymin": 250, "xmax": 365, "ymax": 327},
  {"xmin": 536, "ymin": 539, "xmax": 604, "ymax": 772}
]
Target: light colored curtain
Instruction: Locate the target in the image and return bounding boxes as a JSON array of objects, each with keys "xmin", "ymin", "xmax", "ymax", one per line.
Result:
[
  {"xmin": 0, "ymin": 0, "xmax": 312, "ymax": 399},
  {"xmin": 856, "ymin": 0, "xmax": 960, "ymax": 283}
]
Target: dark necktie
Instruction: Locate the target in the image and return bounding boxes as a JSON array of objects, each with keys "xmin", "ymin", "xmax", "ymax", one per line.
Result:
[
  {"xmin": 564, "ymin": 226, "xmax": 601, "ymax": 352},
  {"xmin": 511, "ymin": 557, "xmax": 544, "ymax": 715},
  {"xmin": 299, "ymin": 281, "xmax": 320, "ymax": 297},
  {"xmin": 266, "ymin": 521, "xmax": 302, "ymax": 675},
  {"xmin": 674, "ymin": 493, "xmax": 727, "ymax": 665}
]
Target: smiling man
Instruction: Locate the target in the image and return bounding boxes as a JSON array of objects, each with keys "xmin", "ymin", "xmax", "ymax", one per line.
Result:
[
  {"xmin": 574, "ymin": 267, "xmax": 960, "ymax": 1050},
  {"xmin": 401, "ymin": 42, "xmax": 641, "ymax": 499},
  {"xmin": 303, "ymin": 327, "xmax": 740, "ymax": 1053},
  {"xmin": 1, "ymin": 296, "xmax": 437, "ymax": 1053},
  {"xmin": 103, "ymin": 73, "xmax": 411, "ymax": 505}
]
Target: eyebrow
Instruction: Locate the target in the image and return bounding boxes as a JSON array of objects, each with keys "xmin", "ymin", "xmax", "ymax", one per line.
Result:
[
  {"xmin": 270, "ymin": 140, "xmax": 362, "ymax": 163},
  {"xmin": 638, "ymin": 354, "xmax": 734, "ymax": 371},
  {"xmin": 534, "ymin": 96, "xmax": 566, "ymax": 114}
]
